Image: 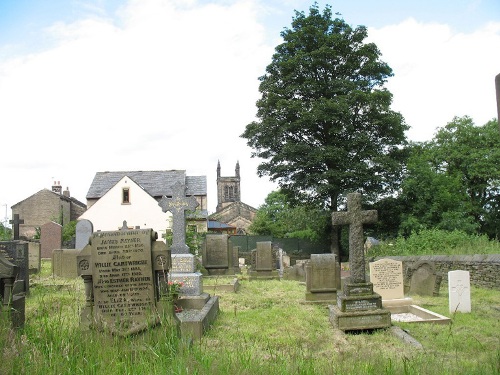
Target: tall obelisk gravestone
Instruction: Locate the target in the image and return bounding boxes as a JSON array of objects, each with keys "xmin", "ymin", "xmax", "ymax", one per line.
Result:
[
  {"xmin": 159, "ymin": 181, "xmax": 206, "ymax": 305},
  {"xmin": 329, "ymin": 192, "xmax": 391, "ymax": 331}
]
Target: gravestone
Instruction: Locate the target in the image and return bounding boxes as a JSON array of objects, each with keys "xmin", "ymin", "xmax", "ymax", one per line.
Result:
[
  {"xmin": 0, "ymin": 241, "xmax": 29, "ymax": 296},
  {"xmin": 159, "ymin": 182, "xmax": 219, "ymax": 339},
  {"xmin": 448, "ymin": 270, "xmax": 471, "ymax": 313},
  {"xmin": 52, "ymin": 249, "xmax": 80, "ymax": 278},
  {"xmin": 28, "ymin": 241, "xmax": 41, "ymax": 274},
  {"xmin": 40, "ymin": 221, "xmax": 62, "ymax": 259},
  {"xmin": 0, "ymin": 251, "xmax": 25, "ymax": 328},
  {"xmin": 406, "ymin": 261, "xmax": 442, "ymax": 296},
  {"xmin": 75, "ymin": 220, "xmax": 93, "ymax": 250},
  {"xmin": 329, "ymin": 192, "xmax": 391, "ymax": 331},
  {"xmin": 370, "ymin": 258, "xmax": 413, "ymax": 312},
  {"xmin": 249, "ymin": 241, "xmax": 279, "ymax": 280},
  {"xmin": 77, "ymin": 226, "xmax": 170, "ymax": 335},
  {"xmin": 305, "ymin": 253, "xmax": 341, "ymax": 303},
  {"xmin": 201, "ymin": 234, "xmax": 237, "ymax": 275},
  {"xmin": 9, "ymin": 214, "xmax": 24, "ymax": 240},
  {"xmin": 232, "ymin": 245, "xmax": 241, "ymax": 274}
]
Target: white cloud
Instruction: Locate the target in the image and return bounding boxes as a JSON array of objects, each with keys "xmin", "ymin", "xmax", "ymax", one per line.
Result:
[{"xmin": 369, "ymin": 18, "xmax": 500, "ymax": 141}]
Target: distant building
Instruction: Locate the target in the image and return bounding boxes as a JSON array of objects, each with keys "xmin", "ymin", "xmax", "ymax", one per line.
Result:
[
  {"xmin": 78, "ymin": 170, "xmax": 207, "ymax": 240},
  {"xmin": 11, "ymin": 181, "xmax": 87, "ymax": 239},
  {"xmin": 208, "ymin": 161, "xmax": 257, "ymax": 234}
]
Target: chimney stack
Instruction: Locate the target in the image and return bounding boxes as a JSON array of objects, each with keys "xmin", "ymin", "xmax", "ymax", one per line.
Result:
[{"xmin": 52, "ymin": 181, "xmax": 62, "ymax": 194}]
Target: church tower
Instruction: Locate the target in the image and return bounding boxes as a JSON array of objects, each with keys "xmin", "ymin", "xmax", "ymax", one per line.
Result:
[{"xmin": 216, "ymin": 161, "xmax": 241, "ymax": 212}]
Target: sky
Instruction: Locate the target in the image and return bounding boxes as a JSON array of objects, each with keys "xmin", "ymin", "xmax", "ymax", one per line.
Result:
[{"xmin": 1, "ymin": 0, "xmax": 499, "ymax": 225}]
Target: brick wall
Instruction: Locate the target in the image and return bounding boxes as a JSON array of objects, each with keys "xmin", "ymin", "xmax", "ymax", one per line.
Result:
[{"xmin": 369, "ymin": 254, "xmax": 500, "ymax": 290}]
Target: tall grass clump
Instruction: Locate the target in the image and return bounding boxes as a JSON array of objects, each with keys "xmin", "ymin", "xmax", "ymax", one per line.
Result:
[{"xmin": 371, "ymin": 229, "xmax": 500, "ymax": 257}]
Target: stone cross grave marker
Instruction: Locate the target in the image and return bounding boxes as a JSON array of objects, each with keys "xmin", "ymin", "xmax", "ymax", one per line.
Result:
[
  {"xmin": 369, "ymin": 258, "xmax": 404, "ymax": 300},
  {"xmin": 448, "ymin": 270, "xmax": 471, "ymax": 313},
  {"xmin": 158, "ymin": 181, "xmax": 199, "ymax": 254},
  {"xmin": 9, "ymin": 214, "xmax": 24, "ymax": 240},
  {"xmin": 332, "ymin": 192, "xmax": 377, "ymax": 284},
  {"xmin": 75, "ymin": 219, "xmax": 93, "ymax": 250},
  {"xmin": 329, "ymin": 192, "xmax": 390, "ymax": 331},
  {"xmin": 76, "ymin": 227, "xmax": 170, "ymax": 335}
]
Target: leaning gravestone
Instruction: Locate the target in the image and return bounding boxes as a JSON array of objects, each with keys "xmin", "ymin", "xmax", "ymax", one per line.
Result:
[
  {"xmin": 305, "ymin": 253, "xmax": 341, "ymax": 303},
  {"xmin": 329, "ymin": 192, "xmax": 391, "ymax": 331},
  {"xmin": 202, "ymin": 234, "xmax": 237, "ymax": 275},
  {"xmin": 77, "ymin": 226, "xmax": 170, "ymax": 335},
  {"xmin": 75, "ymin": 219, "xmax": 94, "ymax": 250},
  {"xmin": 0, "ymin": 250, "xmax": 25, "ymax": 328},
  {"xmin": 407, "ymin": 261, "xmax": 442, "ymax": 296},
  {"xmin": 249, "ymin": 241, "xmax": 279, "ymax": 280},
  {"xmin": 0, "ymin": 241, "xmax": 29, "ymax": 296},
  {"xmin": 448, "ymin": 270, "xmax": 471, "ymax": 313}
]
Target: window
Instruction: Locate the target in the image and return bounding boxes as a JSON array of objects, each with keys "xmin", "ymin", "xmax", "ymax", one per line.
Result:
[{"xmin": 122, "ymin": 188, "xmax": 130, "ymax": 204}]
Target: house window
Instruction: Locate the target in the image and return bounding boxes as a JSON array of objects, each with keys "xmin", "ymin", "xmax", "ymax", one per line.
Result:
[{"xmin": 122, "ymin": 188, "xmax": 130, "ymax": 204}]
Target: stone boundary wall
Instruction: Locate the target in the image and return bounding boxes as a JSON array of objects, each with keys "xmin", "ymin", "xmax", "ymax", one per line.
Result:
[{"xmin": 369, "ymin": 254, "xmax": 500, "ymax": 290}]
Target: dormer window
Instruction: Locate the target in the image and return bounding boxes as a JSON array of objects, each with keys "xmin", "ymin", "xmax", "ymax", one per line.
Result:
[{"xmin": 122, "ymin": 188, "xmax": 130, "ymax": 204}]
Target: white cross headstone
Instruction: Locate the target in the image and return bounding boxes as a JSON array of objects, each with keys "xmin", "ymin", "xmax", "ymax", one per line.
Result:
[{"xmin": 448, "ymin": 270, "xmax": 471, "ymax": 313}]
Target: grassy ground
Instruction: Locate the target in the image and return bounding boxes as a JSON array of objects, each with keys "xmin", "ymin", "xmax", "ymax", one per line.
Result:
[{"xmin": 1, "ymin": 260, "xmax": 499, "ymax": 374}]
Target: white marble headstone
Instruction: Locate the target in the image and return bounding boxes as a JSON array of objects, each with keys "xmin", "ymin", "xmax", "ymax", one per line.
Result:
[{"xmin": 448, "ymin": 270, "xmax": 471, "ymax": 313}]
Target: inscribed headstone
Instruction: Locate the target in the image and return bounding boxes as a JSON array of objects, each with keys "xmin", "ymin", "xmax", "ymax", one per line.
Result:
[
  {"xmin": 75, "ymin": 220, "xmax": 93, "ymax": 250},
  {"xmin": 256, "ymin": 241, "xmax": 273, "ymax": 271},
  {"xmin": 370, "ymin": 259, "xmax": 404, "ymax": 300},
  {"xmin": 202, "ymin": 234, "xmax": 232, "ymax": 275},
  {"xmin": 52, "ymin": 249, "xmax": 79, "ymax": 278},
  {"xmin": 77, "ymin": 228, "xmax": 170, "ymax": 335},
  {"xmin": 448, "ymin": 270, "xmax": 471, "ymax": 313},
  {"xmin": 305, "ymin": 253, "xmax": 340, "ymax": 302}
]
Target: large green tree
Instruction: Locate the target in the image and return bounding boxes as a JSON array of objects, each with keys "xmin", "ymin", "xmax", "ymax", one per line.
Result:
[
  {"xmin": 400, "ymin": 117, "xmax": 500, "ymax": 238},
  {"xmin": 241, "ymin": 4, "xmax": 408, "ymax": 256}
]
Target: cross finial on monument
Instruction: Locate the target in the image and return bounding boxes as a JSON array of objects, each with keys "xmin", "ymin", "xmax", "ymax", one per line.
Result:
[
  {"xmin": 331, "ymin": 192, "xmax": 377, "ymax": 284},
  {"xmin": 158, "ymin": 181, "xmax": 199, "ymax": 254},
  {"xmin": 9, "ymin": 214, "xmax": 24, "ymax": 240}
]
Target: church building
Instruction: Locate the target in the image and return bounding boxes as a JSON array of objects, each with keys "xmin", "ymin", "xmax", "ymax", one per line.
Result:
[{"xmin": 208, "ymin": 161, "xmax": 257, "ymax": 234}]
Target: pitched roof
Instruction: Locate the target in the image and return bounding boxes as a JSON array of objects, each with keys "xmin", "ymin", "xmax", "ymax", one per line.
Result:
[{"xmin": 86, "ymin": 170, "xmax": 207, "ymax": 199}]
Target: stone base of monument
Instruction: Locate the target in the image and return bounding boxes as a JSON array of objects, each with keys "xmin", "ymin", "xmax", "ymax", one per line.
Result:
[
  {"xmin": 174, "ymin": 295, "xmax": 220, "ymax": 340},
  {"xmin": 390, "ymin": 304, "xmax": 450, "ymax": 324},
  {"xmin": 382, "ymin": 297, "xmax": 414, "ymax": 312},
  {"xmin": 248, "ymin": 270, "xmax": 279, "ymax": 280},
  {"xmin": 203, "ymin": 278, "xmax": 240, "ymax": 293},
  {"xmin": 329, "ymin": 281, "xmax": 391, "ymax": 331},
  {"xmin": 206, "ymin": 268, "xmax": 239, "ymax": 276},
  {"xmin": 303, "ymin": 291, "xmax": 337, "ymax": 304}
]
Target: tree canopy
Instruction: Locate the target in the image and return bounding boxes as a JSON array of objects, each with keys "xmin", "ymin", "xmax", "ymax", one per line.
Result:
[{"xmin": 241, "ymin": 4, "xmax": 408, "ymax": 254}]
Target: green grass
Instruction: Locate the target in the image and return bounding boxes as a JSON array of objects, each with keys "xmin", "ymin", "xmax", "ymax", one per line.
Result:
[{"xmin": 1, "ymin": 260, "xmax": 499, "ymax": 374}]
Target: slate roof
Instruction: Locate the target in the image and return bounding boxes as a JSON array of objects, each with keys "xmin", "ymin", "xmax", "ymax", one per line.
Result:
[{"xmin": 86, "ymin": 170, "xmax": 207, "ymax": 199}]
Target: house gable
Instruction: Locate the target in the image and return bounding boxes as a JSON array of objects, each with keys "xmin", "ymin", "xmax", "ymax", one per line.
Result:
[{"xmin": 78, "ymin": 176, "xmax": 171, "ymax": 239}]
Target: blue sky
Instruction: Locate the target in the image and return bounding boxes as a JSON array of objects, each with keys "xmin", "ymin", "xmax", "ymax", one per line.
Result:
[{"xmin": 0, "ymin": 0, "xmax": 499, "ymax": 222}]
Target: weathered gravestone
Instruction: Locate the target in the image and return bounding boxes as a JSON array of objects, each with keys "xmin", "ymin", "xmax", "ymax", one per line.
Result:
[
  {"xmin": 40, "ymin": 221, "xmax": 62, "ymax": 259},
  {"xmin": 52, "ymin": 249, "xmax": 80, "ymax": 278},
  {"xmin": 448, "ymin": 270, "xmax": 471, "ymax": 313},
  {"xmin": 76, "ymin": 219, "xmax": 94, "ymax": 250},
  {"xmin": 305, "ymin": 253, "xmax": 341, "ymax": 303},
  {"xmin": 0, "ymin": 251, "xmax": 25, "ymax": 328},
  {"xmin": 406, "ymin": 261, "xmax": 442, "ymax": 296},
  {"xmin": 0, "ymin": 241, "xmax": 29, "ymax": 296},
  {"xmin": 28, "ymin": 241, "xmax": 41, "ymax": 274},
  {"xmin": 283, "ymin": 259, "xmax": 308, "ymax": 281},
  {"xmin": 329, "ymin": 192, "xmax": 391, "ymax": 331},
  {"xmin": 370, "ymin": 258, "xmax": 413, "ymax": 312},
  {"xmin": 77, "ymin": 226, "xmax": 171, "ymax": 335},
  {"xmin": 202, "ymin": 234, "xmax": 238, "ymax": 275},
  {"xmin": 249, "ymin": 241, "xmax": 279, "ymax": 280},
  {"xmin": 159, "ymin": 181, "xmax": 219, "ymax": 339}
]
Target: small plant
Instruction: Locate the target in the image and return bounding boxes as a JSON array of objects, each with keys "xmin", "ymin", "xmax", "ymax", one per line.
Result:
[{"xmin": 168, "ymin": 281, "xmax": 184, "ymax": 296}]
